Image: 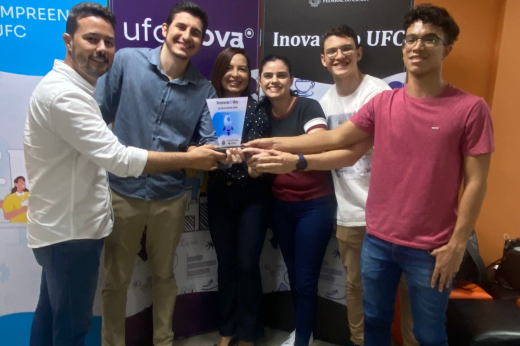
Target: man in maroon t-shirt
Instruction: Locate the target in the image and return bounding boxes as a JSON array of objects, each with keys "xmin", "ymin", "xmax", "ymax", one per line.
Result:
[{"xmin": 247, "ymin": 5, "xmax": 493, "ymax": 346}]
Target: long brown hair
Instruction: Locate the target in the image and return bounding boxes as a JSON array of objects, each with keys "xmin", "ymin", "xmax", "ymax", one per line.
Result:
[
  {"xmin": 210, "ymin": 47, "xmax": 252, "ymax": 98},
  {"xmin": 11, "ymin": 176, "xmax": 29, "ymax": 194}
]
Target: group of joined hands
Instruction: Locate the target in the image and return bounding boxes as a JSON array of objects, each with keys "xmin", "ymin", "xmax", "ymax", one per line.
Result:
[{"xmin": 188, "ymin": 138, "xmax": 298, "ymax": 175}]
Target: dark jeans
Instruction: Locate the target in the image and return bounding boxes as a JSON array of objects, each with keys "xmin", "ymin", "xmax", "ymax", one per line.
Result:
[
  {"xmin": 30, "ymin": 238, "xmax": 104, "ymax": 346},
  {"xmin": 361, "ymin": 234, "xmax": 451, "ymax": 346},
  {"xmin": 271, "ymin": 195, "xmax": 336, "ymax": 346},
  {"xmin": 208, "ymin": 184, "xmax": 270, "ymax": 341}
]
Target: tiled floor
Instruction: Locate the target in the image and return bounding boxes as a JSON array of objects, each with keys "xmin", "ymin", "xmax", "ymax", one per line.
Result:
[{"xmin": 175, "ymin": 328, "xmax": 338, "ymax": 346}]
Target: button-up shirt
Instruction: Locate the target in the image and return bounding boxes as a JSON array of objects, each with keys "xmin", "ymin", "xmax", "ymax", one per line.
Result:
[
  {"xmin": 24, "ymin": 60, "xmax": 148, "ymax": 248},
  {"xmin": 96, "ymin": 46, "xmax": 217, "ymax": 201}
]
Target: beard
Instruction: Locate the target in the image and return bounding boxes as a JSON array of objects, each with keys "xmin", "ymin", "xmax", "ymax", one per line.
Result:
[
  {"xmin": 173, "ymin": 52, "xmax": 189, "ymax": 61},
  {"xmin": 71, "ymin": 43, "xmax": 110, "ymax": 79},
  {"xmin": 164, "ymin": 38, "xmax": 191, "ymax": 61}
]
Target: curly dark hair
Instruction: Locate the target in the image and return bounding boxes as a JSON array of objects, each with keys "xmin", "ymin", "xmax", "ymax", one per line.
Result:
[
  {"xmin": 66, "ymin": 2, "xmax": 116, "ymax": 36},
  {"xmin": 322, "ymin": 25, "xmax": 360, "ymax": 51},
  {"xmin": 403, "ymin": 4, "xmax": 460, "ymax": 45}
]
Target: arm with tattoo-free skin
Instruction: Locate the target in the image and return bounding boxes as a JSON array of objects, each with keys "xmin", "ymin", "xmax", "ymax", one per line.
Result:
[
  {"xmin": 245, "ymin": 137, "xmax": 373, "ymax": 174},
  {"xmin": 430, "ymin": 153, "xmax": 491, "ymax": 292},
  {"xmin": 245, "ymin": 120, "xmax": 370, "ymax": 154},
  {"xmin": 186, "ymin": 145, "xmax": 244, "ymax": 168},
  {"xmin": 143, "ymin": 146, "xmax": 226, "ymax": 174},
  {"xmin": 305, "ymin": 137, "xmax": 373, "ymax": 170}
]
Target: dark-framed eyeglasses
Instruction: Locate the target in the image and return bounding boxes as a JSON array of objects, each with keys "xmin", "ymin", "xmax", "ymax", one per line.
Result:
[
  {"xmin": 325, "ymin": 45, "xmax": 355, "ymax": 59},
  {"xmin": 402, "ymin": 35, "xmax": 446, "ymax": 48}
]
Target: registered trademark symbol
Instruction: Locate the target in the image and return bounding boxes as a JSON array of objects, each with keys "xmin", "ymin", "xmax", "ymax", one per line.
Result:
[{"xmin": 245, "ymin": 28, "xmax": 254, "ymax": 39}]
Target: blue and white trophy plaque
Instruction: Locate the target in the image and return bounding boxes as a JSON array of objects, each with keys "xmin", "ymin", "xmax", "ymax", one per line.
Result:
[{"xmin": 206, "ymin": 97, "xmax": 248, "ymax": 148}]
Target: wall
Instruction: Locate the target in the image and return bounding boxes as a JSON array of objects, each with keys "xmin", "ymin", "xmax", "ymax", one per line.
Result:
[
  {"xmin": 416, "ymin": 0, "xmax": 519, "ymax": 264},
  {"xmin": 476, "ymin": 0, "xmax": 520, "ymax": 264},
  {"xmin": 415, "ymin": 0, "xmax": 503, "ymax": 104}
]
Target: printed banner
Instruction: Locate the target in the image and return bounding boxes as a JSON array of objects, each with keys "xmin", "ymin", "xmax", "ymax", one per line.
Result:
[
  {"xmin": 111, "ymin": 0, "xmax": 260, "ymax": 79},
  {"xmin": 262, "ymin": 0, "xmax": 413, "ymax": 100},
  {"xmin": 260, "ymin": 0, "xmax": 413, "ymax": 307},
  {"xmin": 105, "ymin": 0, "xmax": 262, "ymax": 339},
  {"xmin": 0, "ymin": 1, "xmax": 72, "ymax": 76},
  {"xmin": 0, "ymin": 2, "xmax": 106, "ymax": 345}
]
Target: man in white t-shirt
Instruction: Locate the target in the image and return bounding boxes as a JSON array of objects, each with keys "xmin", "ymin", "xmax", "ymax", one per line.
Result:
[{"xmin": 318, "ymin": 25, "xmax": 416, "ymax": 346}]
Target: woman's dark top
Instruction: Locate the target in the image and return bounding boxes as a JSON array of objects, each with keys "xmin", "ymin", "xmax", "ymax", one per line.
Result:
[{"xmin": 258, "ymin": 96, "xmax": 333, "ymax": 202}]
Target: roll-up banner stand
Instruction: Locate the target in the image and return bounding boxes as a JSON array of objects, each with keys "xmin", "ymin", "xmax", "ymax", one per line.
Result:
[
  {"xmin": 262, "ymin": 0, "xmax": 413, "ymax": 100},
  {"xmin": 260, "ymin": 1, "xmax": 413, "ymax": 343},
  {"xmin": 0, "ymin": 2, "xmax": 107, "ymax": 345},
  {"xmin": 106, "ymin": 0, "xmax": 261, "ymax": 342}
]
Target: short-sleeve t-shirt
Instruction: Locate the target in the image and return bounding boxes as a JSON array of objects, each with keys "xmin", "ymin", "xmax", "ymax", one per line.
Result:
[
  {"xmin": 350, "ymin": 85, "xmax": 494, "ymax": 249},
  {"xmin": 266, "ymin": 97, "xmax": 333, "ymax": 201},
  {"xmin": 320, "ymin": 75, "xmax": 390, "ymax": 227},
  {"xmin": 2, "ymin": 192, "xmax": 29, "ymax": 223}
]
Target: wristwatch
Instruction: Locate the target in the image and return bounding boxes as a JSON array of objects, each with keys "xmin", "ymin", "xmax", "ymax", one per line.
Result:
[{"xmin": 295, "ymin": 154, "xmax": 308, "ymax": 171}]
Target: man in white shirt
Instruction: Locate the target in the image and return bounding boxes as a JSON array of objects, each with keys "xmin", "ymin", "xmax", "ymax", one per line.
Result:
[
  {"xmin": 23, "ymin": 3, "xmax": 224, "ymax": 345},
  {"xmin": 318, "ymin": 25, "xmax": 418, "ymax": 346}
]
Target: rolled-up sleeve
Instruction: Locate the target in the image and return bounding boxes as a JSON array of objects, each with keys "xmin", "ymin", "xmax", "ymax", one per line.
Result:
[{"xmin": 49, "ymin": 91, "xmax": 148, "ymax": 177}]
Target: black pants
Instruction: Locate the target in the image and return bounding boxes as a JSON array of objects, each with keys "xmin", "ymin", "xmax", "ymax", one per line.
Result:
[{"xmin": 208, "ymin": 184, "xmax": 270, "ymax": 341}]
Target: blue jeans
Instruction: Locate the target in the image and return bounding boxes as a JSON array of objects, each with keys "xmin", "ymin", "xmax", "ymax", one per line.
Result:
[
  {"xmin": 361, "ymin": 234, "xmax": 451, "ymax": 346},
  {"xmin": 30, "ymin": 238, "xmax": 104, "ymax": 346},
  {"xmin": 272, "ymin": 195, "xmax": 336, "ymax": 346},
  {"xmin": 208, "ymin": 184, "xmax": 269, "ymax": 341}
]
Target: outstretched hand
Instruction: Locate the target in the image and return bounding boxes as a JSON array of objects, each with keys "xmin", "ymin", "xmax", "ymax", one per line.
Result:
[
  {"xmin": 218, "ymin": 148, "xmax": 245, "ymax": 165},
  {"xmin": 244, "ymin": 138, "xmax": 277, "ymax": 150},
  {"xmin": 242, "ymin": 148, "xmax": 270, "ymax": 168},
  {"xmin": 243, "ymin": 148, "xmax": 298, "ymax": 174},
  {"xmin": 187, "ymin": 145, "xmax": 226, "ymax": 171}
]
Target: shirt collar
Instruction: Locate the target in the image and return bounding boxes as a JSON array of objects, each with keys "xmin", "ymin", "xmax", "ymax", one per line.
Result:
[
  {"xmin": 52, "ymin": 60, "xmax": 95, "ymax": 95},
  {"xmin": 148, "ymin": 46, "xmax": 199, "ymax": 86},
  {"xmin": 148, "ymin": 46, "xmax": 162, "ymax": 66}
]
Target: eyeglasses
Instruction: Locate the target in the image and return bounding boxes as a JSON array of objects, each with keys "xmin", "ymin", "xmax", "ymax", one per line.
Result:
[
  {"xmin": 402, "ymin": 35, "xmax": 445, "ymax": 48},
  {"xmin": 325, "ymin": 45, "xmax": 355, "ymax": 59}
]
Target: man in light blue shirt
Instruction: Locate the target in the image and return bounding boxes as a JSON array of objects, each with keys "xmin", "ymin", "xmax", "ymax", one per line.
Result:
[
  {"xmin": 97, "ymin": 44, "xmax": 217, "ymax": 201},
  {"xmin": 95, "ymin": 2, "xmax": 219, "ymax": 345}
]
